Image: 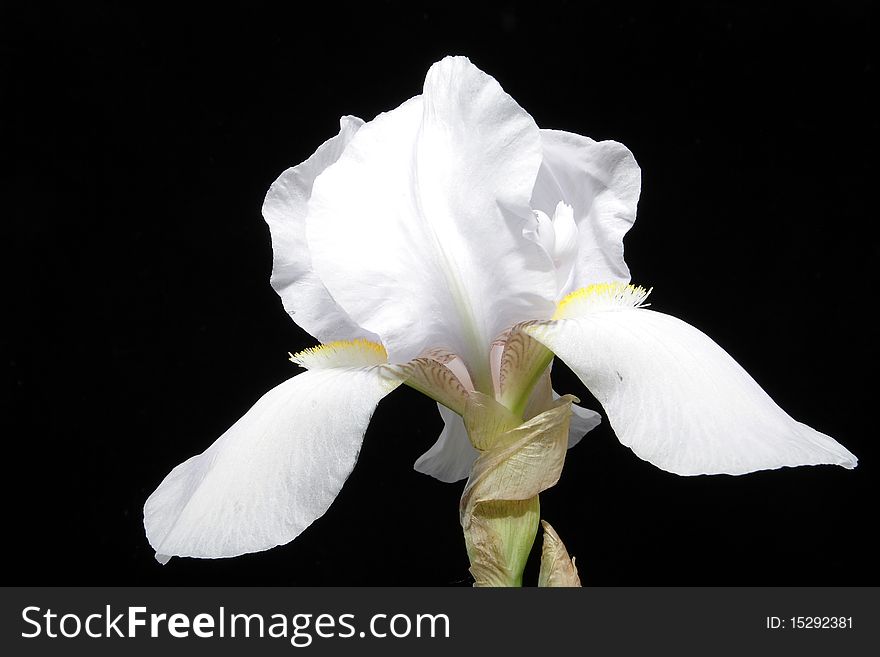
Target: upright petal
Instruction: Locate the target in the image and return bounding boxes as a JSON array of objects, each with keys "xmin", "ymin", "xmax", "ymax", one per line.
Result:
[
  {"xmin": 532, "ymin": 130, "xmax": 641, "ymax": 297},
  {"xmin": 144, "ymin": 345, "xmax": 402, "ymax": 560},
  {"xmin": 523, "ymin": 202, "xmax": 579, "ymax": 293},
  {"xmin": 307, "ymin": 57, "xmax": 556, "ymax": 386},
  {"xmin": 262, "ymin": 116, "xmax": 379, "ymax": 343},
  {"xmin": 525, "ymin": 305, "xmax": 857, "ymax": 476}
]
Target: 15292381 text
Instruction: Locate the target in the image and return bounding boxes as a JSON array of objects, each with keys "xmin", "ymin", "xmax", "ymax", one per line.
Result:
[{"xmin": 766, "ymin": 616, "xmax": 853, "ymax": 630}]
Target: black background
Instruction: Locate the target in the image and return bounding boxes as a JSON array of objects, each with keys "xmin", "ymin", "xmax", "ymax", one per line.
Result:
[{"xmin": 6, "ymin": 2, "xmax": 877, "ymax": 585}]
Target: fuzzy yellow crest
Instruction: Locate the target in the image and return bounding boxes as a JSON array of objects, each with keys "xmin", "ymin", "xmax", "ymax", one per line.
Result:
[
  {"xmin": 553, "ymin": 282, "xmax": 652, "ymax": 319},
  {"xmin": 289, "ymin": 338, "xmax": 388, "ymax": 370}
]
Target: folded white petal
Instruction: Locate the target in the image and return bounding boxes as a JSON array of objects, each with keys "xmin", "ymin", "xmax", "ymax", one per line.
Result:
[
  {"xmin": 144, "ymin": 366, "xmax": 402, "ymax": 559},
  {"xmin": 526, "ymin": 309, "xmax": 857, "ymax": 475},
  {"xmin": 262, "ymin": 116, "xmax": 379, "ymax": 343},
  {"xmin": 524, "ymin": 203, "xmax": 579, "ymax": 293},
  {"xmin": 307, "ymin": 56, "xmax": 556, "ymax": 381},
  {"xmin": 550, "ymin": 202, "xmax": 579, "ymax": 292},
  {"xmin": 523, "ymin": 209, "xmax": 556, "ymax": 259},
  {"xmin": 532, "ymin": 130, "xmax": 641, "ymax": 298},
  {"xmin": 413, "ymin": 403, "xmax": 479, "ymax": 483}
]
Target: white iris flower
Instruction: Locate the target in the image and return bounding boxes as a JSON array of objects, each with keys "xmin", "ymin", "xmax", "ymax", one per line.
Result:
[{"xmin": 144, "ymin": 56, "xmax": 856, "ymax": 566}]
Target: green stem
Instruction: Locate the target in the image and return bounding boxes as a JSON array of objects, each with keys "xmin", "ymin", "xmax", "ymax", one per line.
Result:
[{"xmin": 464, "ymin": 497, "xmax": 540, "ymax": 587}]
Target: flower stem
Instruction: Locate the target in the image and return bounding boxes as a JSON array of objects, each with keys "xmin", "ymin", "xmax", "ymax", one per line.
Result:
[{"xmin": 464, "ymin": 497, "xmax": 540, "ymax": 587}]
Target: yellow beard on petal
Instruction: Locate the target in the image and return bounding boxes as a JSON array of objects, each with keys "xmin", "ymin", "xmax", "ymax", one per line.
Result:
[
  {"xmin": 553, "ymin": 282, "xmax": 652, "ymax": 319},
  {"xmin": 289, "ymin": 338, "xmax": 388, "ymax": 370}
]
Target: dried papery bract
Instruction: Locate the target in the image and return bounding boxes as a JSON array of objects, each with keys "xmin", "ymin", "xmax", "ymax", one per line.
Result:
[
  {"xmin": 538, "ymin": 521, "xmax": 581, "ymax": 587},
  {"xmin": 460, "ymin": 394, "xmax": 576, "ymax": 586}
]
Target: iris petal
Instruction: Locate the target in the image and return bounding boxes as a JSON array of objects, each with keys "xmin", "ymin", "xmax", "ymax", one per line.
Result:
[
  {"xmin": 145, "ymin": 362, "xmax": 403, "ymax": 560},
  {"xmin": 306, "ymin": 57, "xmax": 556, "ymax": 385},
  {"xmin": 532, "ymin": 130, "xmax": 641, "ymax": 297},
  {"xmin": 263, "ymin": 116, "xmax": 378, "ymax": 343},
  {"xmin": 526, "ymin": 308, "xmax": 857, "ymax": 475}
]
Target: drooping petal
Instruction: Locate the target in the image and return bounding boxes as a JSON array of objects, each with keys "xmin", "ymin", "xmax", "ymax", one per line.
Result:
[
  {"xmin": 307, "ymin": 57, "xmax": 556, "ymax": 386},
  {"xmin": 413, "ymin": 403, "xmax": 479, "ymax": 483},
  {"xmin": 144, "ymin": 348, "xmax": 403, "ymax": 560},
  {"xmin": 262, "ymin": 116, "xmax": 379, "ymax": 343},
  {"xmin": 532, "ymin": 130, "xmax": 641, "ymax": 297},
  {"xmin": 525, "ymin": 307, "xmax": 857, "ymax": 476}
]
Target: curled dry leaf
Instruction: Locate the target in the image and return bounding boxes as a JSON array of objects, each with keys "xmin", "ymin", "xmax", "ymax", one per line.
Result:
[
  {"xmin": 538, "ymin": 520, "xmax": 582, "ymax": 587},
  {"xmin": 460, "ymin": 395, "xmax": 576, "ymax": 586}
]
